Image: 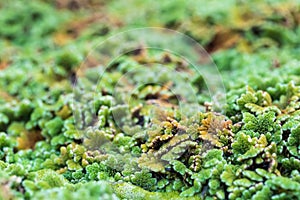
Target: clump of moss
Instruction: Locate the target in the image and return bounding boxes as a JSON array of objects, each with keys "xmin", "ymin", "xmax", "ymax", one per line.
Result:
[{"xmin": 1, "ymin": 0, "xmax": 300, "ymax": 199}]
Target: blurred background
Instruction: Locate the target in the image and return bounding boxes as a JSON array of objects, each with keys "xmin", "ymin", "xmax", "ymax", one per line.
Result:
[
  {"xmin": 1, "ymin": 1, "xmax": 300, "ymax": 49},
  {"xmin": 0, "ymin": 0, "xmax": 300, "ymax": 95}
]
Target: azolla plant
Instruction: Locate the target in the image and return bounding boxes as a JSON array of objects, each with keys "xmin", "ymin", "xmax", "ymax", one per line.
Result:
[{"xmin": 1, "ymin": 0, "xmax": 300, "ymax": 200}]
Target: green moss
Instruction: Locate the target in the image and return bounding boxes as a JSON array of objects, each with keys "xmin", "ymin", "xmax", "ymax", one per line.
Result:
[
  {"xmin": 1, "ymin": 0, "xmax": 300, "ymax": 199},
  {"xmin": 113, "ymin": 182, "xmax": 199, "ymax": 200}
]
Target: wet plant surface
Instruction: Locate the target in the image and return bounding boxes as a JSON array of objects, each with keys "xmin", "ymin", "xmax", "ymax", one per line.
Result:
[{"xmin": 1, "ymin": 0, "xmax": 300, "ymax": 199}]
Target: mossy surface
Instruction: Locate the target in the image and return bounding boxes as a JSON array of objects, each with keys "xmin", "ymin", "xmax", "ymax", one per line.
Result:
[{"xmin": 1, "ymin": 0, "xmax": 300, "ymax": 199}]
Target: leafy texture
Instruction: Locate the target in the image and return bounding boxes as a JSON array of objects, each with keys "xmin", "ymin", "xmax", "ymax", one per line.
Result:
[{"xmin": 1, "ymin": 0, "xmax": 300, "ymax": 199}]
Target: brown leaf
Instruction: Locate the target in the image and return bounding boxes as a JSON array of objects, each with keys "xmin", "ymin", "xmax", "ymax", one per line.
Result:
[
  {"xmin": 0, "ymin": 91, "xmax": 15, "ymax": 101},
  {"xmin": 17, "ymin": 130, "xmax": 44, "ymax": 150},
  {"xmin": 206, "ymin": 28, "xmax": 241, "ymax": 53},
  {"xmin": 0, "ymin": 61, "xmax": 8, "ymax": 70},
  {"xmin": 53, "ymin": 32, "xmax": 72, "ymax": 46}
]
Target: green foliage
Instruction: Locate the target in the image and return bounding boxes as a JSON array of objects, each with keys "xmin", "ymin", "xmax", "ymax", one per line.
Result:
[
  {"xmin": 243, "ymin": 112, "xmax": 276, "ymax": 134},
  {"xmin": 44, "ymin": 117, "xmax": 64, "ymax": 137},
  {"xmin": 232, "ymin": 132, "xmax": 254, "ymax": 155},
  {"xmin": 0, "ymin": 0, "xmax": 68, "ymax": 45},
  {"xmin": 220, "ymin": 164, "xmax": 238, "ymax": 186},
  {"xmin": 1, "ymin": 0, "xmax": 300, "ymax": 199},
  {"xmin": 130, "ymin": 170, "xmax": 157, "ymax": 191},
  {"xmin": 85, "ymin": 162, "xmax": 110, "ymax": 181},
  {"xmin": 23, "ymin": 169, "xmax": 67, "ymax": 197},
  {"xmin": 287, "ymin": 124, "xmax": 300, "ymax": 157},
  {"xmin": 56, "ymin": 51, "xmax": 80, "ymax": 71},
  {"xmin": 32, "ymin": 181, "xmax": 119, "ymax": 200},
  {"xmin": 171, "ymin": 160, "xmax": 188, "ymax": 176},
  {"xmin": 242, "ymin": 170, "xmax": 263, "ymax": 182},
  {"xmin": 203, "ymin": 149, "xmax": 224, "ymax": 168},
  {"xmin": 0, "ymin": 132, "xmax": 15, "ymax": 149}
]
